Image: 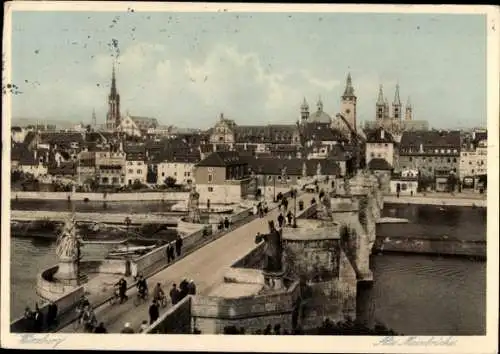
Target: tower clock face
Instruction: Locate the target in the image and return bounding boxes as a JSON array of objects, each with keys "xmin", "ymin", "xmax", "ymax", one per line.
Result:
[{"xmin": 345, "ymin": 109, "xmax": 351, "ymax": 114}]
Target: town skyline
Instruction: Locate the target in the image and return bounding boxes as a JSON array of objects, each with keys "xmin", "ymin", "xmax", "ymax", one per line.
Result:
[{"xmin": 9, "ymin": 11, "xmax": 487, "ymax": 129}]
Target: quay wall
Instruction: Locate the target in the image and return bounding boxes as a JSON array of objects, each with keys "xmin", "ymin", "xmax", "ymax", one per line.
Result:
[
  {"xmin": 10, "ymin": 191, "xmax": 189, "ymax": 202},
  {"xmin": 383, "ymin": 195, "xmax": 486, "ymax": 208},
  {"xmin": 373, "ymin": 236, "xmax": 486, "ymax": 259},
  {"xmin": 11, "ymin": 278, "xmax": 85, "ymax": 333}
]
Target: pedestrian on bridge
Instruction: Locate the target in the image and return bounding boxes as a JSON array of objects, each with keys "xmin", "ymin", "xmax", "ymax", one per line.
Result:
[
  {"xmin": 170, "ymin": 283, "xmax": 180, "ymax": 305},
  {"xmin": 121, "ymin": 322, "xmax": 135, "ymax": 334},
  {"xmin": 149, "ymin": 300, "xmax": 159, "ymax": 325},
  {"xmin": 175, "ymin": 235, "xmax": 183, "ymax": 257},
  {"xmin": 94, "ymin": 322, "xmax": 107, "ymax": 333},
  {"xmin": 286, "ymin": 211, "xmax": 293, "ymax": 226},
  {"xmin": 187, "ymin": 279, "xmax": 197, "ymax": 295},
  {"xmin": 224, "ymin": 217, "xmax": 230, "ymax": 230},
  {"xmin": 277, "ymin": 213, "xmax": 285, "ymax": 229}
]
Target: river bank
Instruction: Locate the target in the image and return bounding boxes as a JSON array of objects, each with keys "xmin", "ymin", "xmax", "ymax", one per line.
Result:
[
  {"xmin": 373, "ymin": 236, "xmax": 486, "ymax": 260},
  {"xmin": 383, "ymin": 194, "xmax": 486, "ymax": 207}
]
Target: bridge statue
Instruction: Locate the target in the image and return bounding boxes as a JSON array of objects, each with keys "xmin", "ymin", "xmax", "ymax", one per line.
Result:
[
  {"xmin": 255, "ymin": 220, "xmax": 283, "ymax": 274},
  {"xmin": 187, "ymin": 187, "xmax": 201, "ymax": 223},
  {"xmin": 54, "ymin": 214, "xmax": 83, "ymax": 285}
]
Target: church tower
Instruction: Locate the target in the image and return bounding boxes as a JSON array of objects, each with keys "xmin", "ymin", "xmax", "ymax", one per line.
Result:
[
  {"xmin": 106, "ymin": 63, "xmax": 121, "ymax": 131},
  {"xmin": 340, "ymin": 73, "xmax": 357, "ymax": 131},
  {"xmin": 392, "ymin": 84, "xmax": 402, "ymax": 120},
  {"xmin": 384, "ymin": 98, "xmax": 390, "ymax": 120},
  {"xmin": 405, "ymin": 96, "xmax": 413, "ymax": 121},
  {"xmin": 376, "ymin": 85, "xmax": 385, "ymax": 121},
  {"xmin": 300, "ymin": 97, "xmax": 310, "ymax": 124}
]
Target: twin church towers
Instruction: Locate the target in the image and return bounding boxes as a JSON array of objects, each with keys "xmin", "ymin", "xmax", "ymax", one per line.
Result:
[{"xmin": 297, "ymin": 73, "xmax": 413, "ymax": 133}]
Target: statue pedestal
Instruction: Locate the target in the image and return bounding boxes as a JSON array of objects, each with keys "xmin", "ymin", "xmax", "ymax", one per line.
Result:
[
  {"xmin": 262, "ymin": 270, "xmax": 286, "ymax": 290},
  {"xmin": 55, "ymin": 257, "xmax": 79, "ymax": 286}
]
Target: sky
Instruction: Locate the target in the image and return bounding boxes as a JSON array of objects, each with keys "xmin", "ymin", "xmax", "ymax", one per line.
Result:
[{"xmin": 9, "ymin": 10, "xmax": 487, "ymax": 129}]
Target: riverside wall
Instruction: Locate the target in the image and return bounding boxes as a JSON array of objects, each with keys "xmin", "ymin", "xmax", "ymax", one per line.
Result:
[
  {"xmin": 373, "ymin": 236, "xmax": 486, "ymax": 259},
  {"xmin": 10, "ymin": 191, "xmax": 189, "ymax": 202},
  {"xmin": 384, "ymin": 195, "xmax": 486, "ymax": 208}
]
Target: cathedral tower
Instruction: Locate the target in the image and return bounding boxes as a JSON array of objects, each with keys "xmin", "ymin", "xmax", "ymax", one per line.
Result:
[
  {"xmin": 376, "ymin": 85, "xmax": 385, "ymax": 121},
  {"xmin": 340, "ymin": 73, "xmax": 357, "ymax": 130},
  {"xmin": 106, "ymin": 63, "xmax": 121, "ymax": 131},
  {"xmin": 392, "ymin": 84, "xmax": 402, "ymax": 120},
  {"xmin": 300, "ymin": 97, "xmax": 310, "ymax": 124},
  {"xmin": 405, "ymin": 96, "xmax": 413, "ymax": 121}
]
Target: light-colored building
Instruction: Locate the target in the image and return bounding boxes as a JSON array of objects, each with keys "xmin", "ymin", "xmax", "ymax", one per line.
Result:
[
  {"xmin": 194, "ymin": 151, "xmax": 251, "ymax": 205},
  {"xmin": 365, "ymin": 127, "xmax": 395, "ymax": 168},
  {"xmin": 124, "ymin": 149, "xmax": 147, "ymax": 185},
  {"xmin": 157, "ymin": 157, "xmax": 198, "ymax": 186},
  {"xmin": 11, "ymin": 127, "xmax": 26, "ymax": 144}
]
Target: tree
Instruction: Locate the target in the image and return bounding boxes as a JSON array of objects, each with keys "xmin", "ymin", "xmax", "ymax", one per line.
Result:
[
  {"xmin": 132, "ymin": 179, "xmax": 144, "ymax": 190},
  {"xmin": 446, "ymin": 173, "xmax": 458, "ymax": 193},
  {"xmin": 164, "ymin": 176, "xmax": 176, "ymax": 188}
]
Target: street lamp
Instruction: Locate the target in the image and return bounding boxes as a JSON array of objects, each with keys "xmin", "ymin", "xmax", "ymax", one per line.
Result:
[
  {"xmin": 124, "ymin": 216, "xmax": 131, "ymax": 276},
  {"xmin": 291, "ymin": 187, "xmax": 298, "ymax": 228}
]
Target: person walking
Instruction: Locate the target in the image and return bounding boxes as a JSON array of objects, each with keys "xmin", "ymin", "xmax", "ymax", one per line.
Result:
[
  {"xmin": 33, "ymin": 304, "xmax": 44, "ymax": 332},
  {"xmin": 175, "ymin": 235, "xmax": 183, "ymax": 257},
  {"xmin": 121, "ymin": 322, "xmax": 135, "ymax": 333},
  {"xmin": 277, "ymin": 213, "xmax": 285, "ymax": 229},
  {"xmin": 138, "ymin": 320, "xmax": 149, "ymax": 333},
  {"xmin": 94, "ymin": 322, "xmax": 108, "ymax": 333},
  {"xmin": 115, "ymin": 277, "xmax": 128, "ymax": 304},
  {"xmin": 148, "ymin": 300, "xmax": 159, "ymax": 325},
  {"xmin": 286, "ymin": 211, "xmax": 293, "ymax": 226},
  {"xmin": 165, "ymin": 245, "xmax": 171, "ymax": 263},
  {"xmin": 187, "ymin": 279, "xmax": 197, "ymax": 295},
  {"xmin": 224, "ymin": 217, "xmax": 230, "ymax": 230},
  {"xmin": 179, "ymin": 279, "xmax": 189, "ymax": 300},
  {"xmin": 168, "ymin": 243, "xmax": 175, "ymax": 261},
  {"xmin": 169, "ymin": 283, "xmax": 180, "ymax": 305}
]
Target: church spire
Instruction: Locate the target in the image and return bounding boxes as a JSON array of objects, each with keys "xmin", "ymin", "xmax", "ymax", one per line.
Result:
[
  {"xmin": 317, "ymin": 96, "xmax": 323, "ymax": 112},
  {"xmin": 106, "ymin": 62, "xmax": 121, "ymax": 131},
  {"xmin": 300, "ymin": 97, "xmax": 309, "ymax": 123},
  {"xmin": 406, "ymin": 96, "xmax": 412, "ymax": 109},
  {"xmin": 393, "ymin": 83, "xmax": 401, "ymax": 105},
  {"xmin": 377, "ymin": 85, "xmax": 385, "ymax": 105},
  {"xmin": 342, "ymin": 72, "xmax": 355, "ymax": 98}
]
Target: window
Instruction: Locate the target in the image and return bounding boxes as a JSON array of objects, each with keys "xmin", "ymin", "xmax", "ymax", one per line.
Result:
[
  {"xmin": 208, "ymin": 187, "xmax": 214, "ymax": 192},
  {"xmin": 453, "ymin": 158, "xmax": 457, "ymax": 163},
  {"xmin": 137, "ymin": 169, "xmax": 142, "ymax": 174},
  {"xmin": 174, "ymin": 172, "xmax": 177, "ymax": 176},
  {"xmin": 277, "ymin": 176, "xmax": 282, "ymax": 181},
  {"xmin": 384, "ymin": 143, "xmax": 388, "ymax": 147},
  {"xmin": 128, "ymin": 169, "xmax": 133, "ymax": 174},
  {"xmin": 371, "ymin": 152, "xmax": 375, "ymax": 157},
  {"xmin": 187, "ymin": 172, "xmax": 190, "ymax": 177},
  {"xmin": 162, "ymin": 172, "xmax": 165, "ymax": 177},
  {"xmin": 377, "ymin": 153, "xmax": 382, "ymax": 158},
  {"xmin": 401, "ymin": 183, "xmax": 408, "ymax": 191},
  {"xmin": 208, "ymin": 174, "xmax": 213, "ymax": 183},
  {"xmin": 409, "ymin": 157, "xmax": 413, "ymax": 162},
  {"xmin": 297, "ymin": 177, "xmax": 301, "ymax": 180},
  {"xmin": 268, "ymin": 176, "xmax": 272, "ymax": 181},
  {"xmin": 447, "ymin": 158, "xmax": 451, "ymax": 163}
]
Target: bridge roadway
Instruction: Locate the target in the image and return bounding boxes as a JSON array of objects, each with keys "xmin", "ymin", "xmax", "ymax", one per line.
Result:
[{"xmin": 57, "ymin": 193, "xmax": 315, "ymax": 333}]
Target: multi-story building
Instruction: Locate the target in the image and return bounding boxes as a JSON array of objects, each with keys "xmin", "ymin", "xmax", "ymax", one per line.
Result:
[
  {"xmin": 194, "ymin": 151, "xmax": 251, "ymax": 204},
  {"xmin": 124, "ymin": 147, "xmax": 147, "ymax": 185},
  {"xmin": 11, "ymin": 127, "xmax": 26, "ymax": 144},
  {"xmin": 95, "ymin": 149, "xmax": 126, "ymax": 186},
  {"xmin": 364, "ymin": 127, "xmax": 395, "ymax": 168},
  {"xmin": 157, "ymin": 154, "xmax": 199, "ymax": 186},
  {"xmin": 460, "ymin": 130, "xmax": 487, "ymax": 188},
  {"xmin": 398, "ymin": 130, "xmax": 461, "ymax": 179}
]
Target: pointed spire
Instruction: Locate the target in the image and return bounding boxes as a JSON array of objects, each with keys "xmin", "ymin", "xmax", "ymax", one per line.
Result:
[
  {"xmin": 301, "ymin": 97, "xmax": 309, "ymax": 110},
  {"xmin": 393, "ymin": 84, "xmax": 401, "ymax": 105},
  {"xmin": 377, "ymin": 85, "xmax": 385, "ymax": 105},
  {"xmin": 110, "ymin": 61, "xmax": 117, "ymax": 95},
  {"xmin": 406, "ymin": 96, "xmax": 412, "ymax": 109},
  {"xmin": 317, "ymin": 95, "xmax": 323, "ymax": 112},
  {"xmin": 342, "ymin": 72, "xmax": 355, "ymax": 98}
]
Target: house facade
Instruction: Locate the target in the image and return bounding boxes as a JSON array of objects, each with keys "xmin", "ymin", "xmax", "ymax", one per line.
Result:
[
  {"xmin": 194, "ymin": 151, "xmax": 251, "ymax": 204},
  {"xmin": 95, "ymin": 150, "xmax": 126, "ymax": 186},
  {"xmin": 365, "ymin": 127, "xmax": 395, "ymax": 168}
]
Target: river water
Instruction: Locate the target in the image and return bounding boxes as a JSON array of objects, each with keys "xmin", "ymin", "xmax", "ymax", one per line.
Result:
[{"xmin": 8, "ymin": 203, "xmax": 487, "ymax": 334}]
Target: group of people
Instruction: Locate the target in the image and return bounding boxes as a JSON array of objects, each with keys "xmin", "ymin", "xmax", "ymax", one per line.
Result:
[
  {"xmin": 277, "ymin": 210, "xmax": 295, "ymax": 228},
  {"xmin": 23, "ymin": 302, "xmax": 57, "ymax": 332},
  {"xmin": 253, "ymin": 201, "xmax": 269, "ymax": 218},
  {"xmin": 169, "ymin": 278, "xmax": 196, "ymax": 306},
  {"xmin": 165, "ymin": 235, "xmax": 184, "ymax": 263},
  {"xmin": 217, "ymin": 216, "xmax": 232, "ymax": 231}
]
